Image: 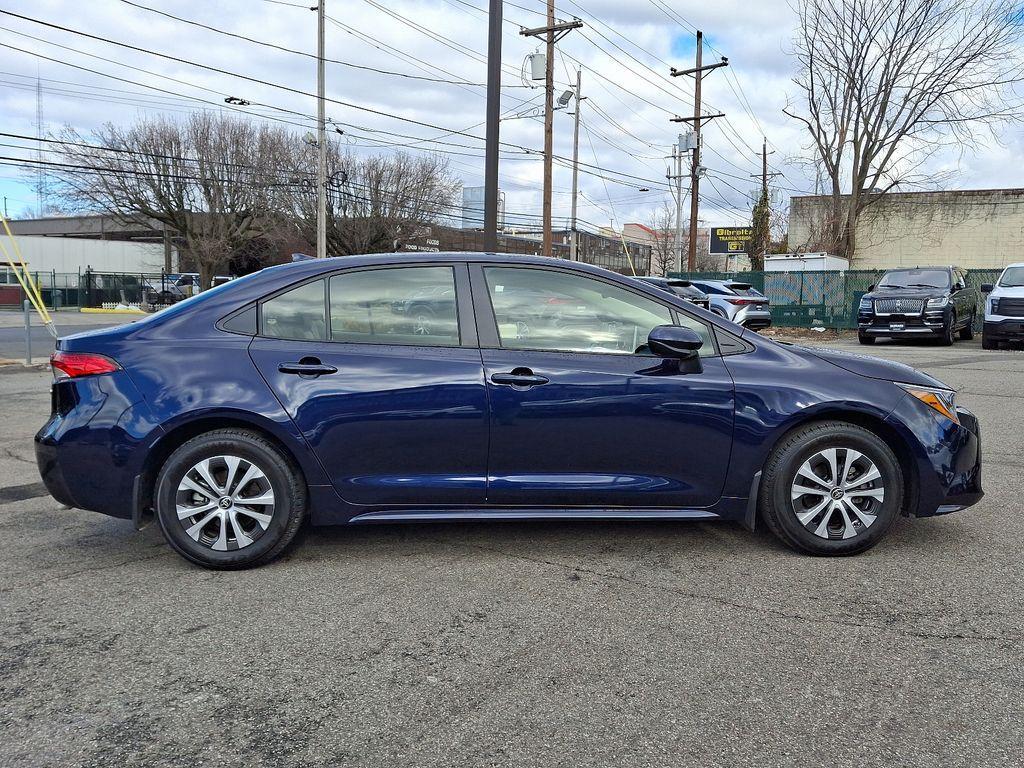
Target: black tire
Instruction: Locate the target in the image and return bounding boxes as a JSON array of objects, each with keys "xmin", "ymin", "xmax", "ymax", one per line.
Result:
[
  {"xmin": 155, "ymin": 429, "xmax": 306, "ymax": 569},
  {"xmin": 857, "ymin": 331, "xmax": 875, "ymax": 345},
  {"xmin": 759, "ymin": 421, "xmax": 904, "ymax": 556},
  {"xmin": 940, "ymin": 312, "xmax": 956, "ymax": 346},
  {"xmin": 959, "ymin": 312, "xmax": 975, "ymax": 340},
  {"xmin": 982, "ymin": 331, "xmax": 998, "ymax": 350}
]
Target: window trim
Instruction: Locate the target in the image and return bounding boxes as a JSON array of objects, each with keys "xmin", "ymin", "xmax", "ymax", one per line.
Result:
[
  {"xmin": 470, "ymin": 262, "xmax": 719, "ymax": 358},
  {"xmin": 255, "ymin": 262, "xmax": 476, "ymax": 348}
]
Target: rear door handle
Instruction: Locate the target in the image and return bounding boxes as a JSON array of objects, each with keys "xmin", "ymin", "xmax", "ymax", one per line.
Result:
[
  {"xmin": 278, "ymin": 360, "xmax": 338, "ymax": 377},
  {"xmin": 490, "ymin": 371, "xmax": 549, "ymax": 387}
]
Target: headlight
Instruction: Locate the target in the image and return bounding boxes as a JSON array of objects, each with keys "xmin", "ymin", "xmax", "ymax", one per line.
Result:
[
  {"xmin": 897, "ymin": 383, "xmax": 959, "ymax": 424},
  {"xmin": 859, "ymin": 297, "xmax": 872, "ymax": 310},
  {"xmin": 927, "ymin": 296, "xmax": 949, "ymax": 308}
]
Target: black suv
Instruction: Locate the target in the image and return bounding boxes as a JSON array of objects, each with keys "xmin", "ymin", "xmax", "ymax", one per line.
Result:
[{"xmin": 857, "ymin": 266, "xmax": 979, "ymax": 346}]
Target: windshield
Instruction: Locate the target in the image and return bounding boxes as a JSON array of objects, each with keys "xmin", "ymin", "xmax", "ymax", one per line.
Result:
[
  {"xmin": 999, "ymin": 266, "xmax": 1024, "ymax": 287},
  {"xmin": 878, "ymin": 268, "xmax": 950, "ymax": 289}
]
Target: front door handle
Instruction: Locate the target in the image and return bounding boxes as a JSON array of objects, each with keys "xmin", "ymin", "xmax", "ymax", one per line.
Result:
[
  {"xmin": 278, "ymin": 359, "xmax": 338, "ymax": 377},
  {"xmin": 490, "ymin": 370, "xmax": 549, "ymax": 388}
]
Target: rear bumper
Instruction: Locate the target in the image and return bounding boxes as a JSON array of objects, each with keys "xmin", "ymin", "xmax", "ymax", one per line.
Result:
[
  {"xmin": 34, "ymin": 373, "xmax": 160, "ymax": 520},
  {"xmin": 736, "ymin": 309, "xmax": 772, "ymax": 329},
  {"xmin": 885, "ymin": 398, "xmax": 983, "ymax": 518}
]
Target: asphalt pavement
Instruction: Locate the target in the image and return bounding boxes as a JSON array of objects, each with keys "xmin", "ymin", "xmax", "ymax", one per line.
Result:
[{"xmin": 0, "ymin": 335, "xmax": 1021, "ymax": 767}]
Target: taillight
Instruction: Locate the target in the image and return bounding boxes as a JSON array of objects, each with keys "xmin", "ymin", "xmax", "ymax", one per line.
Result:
[
  {"xmin": 725, "ymin": 298, "xmax": 760, "ymax": 306},
  {"xmin": 50, "ymin": 351, "xmax": 121, "ymax": 380}
]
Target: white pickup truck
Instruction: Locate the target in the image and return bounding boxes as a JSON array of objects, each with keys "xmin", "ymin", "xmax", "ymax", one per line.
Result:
[{"xmin": 982, "ymin": 263, "xmax": 1024, "ymax": 349}]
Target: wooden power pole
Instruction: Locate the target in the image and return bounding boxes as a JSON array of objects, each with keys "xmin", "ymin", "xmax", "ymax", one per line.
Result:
[
  {"xmin": 521, "ymin": 8, "xmax": 582, "ymax": 258},
  {"xmin": 670, "ymin": 31, "xmax": 728, "ymax": 271},
  {"xmin": 483, "ymin": 0, "xmax": 503, "ymax": 252}
]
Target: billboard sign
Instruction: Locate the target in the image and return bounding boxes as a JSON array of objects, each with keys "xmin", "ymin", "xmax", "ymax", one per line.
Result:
[{"xmin": 710, "ymin": 226, "xmax": 753, "ymax": 254}]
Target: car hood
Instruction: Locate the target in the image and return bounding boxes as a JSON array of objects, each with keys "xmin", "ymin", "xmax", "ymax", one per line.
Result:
[
  {"xmin": 991, "ymin": 285, "xmax": 1024, "ymax": 298},
  {"xmin": 793, "ymin": 344, "xmax": 947, "ymax": 388},
  {"xmin": 864, "ymin": 287, "xmax": 944, "ymax": 301}
]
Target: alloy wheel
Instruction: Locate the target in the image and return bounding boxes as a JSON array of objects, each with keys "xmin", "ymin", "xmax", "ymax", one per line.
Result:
[
  {"xmin": 790, "ymin": 447, "xmax": 885, "ymax": 540},
  {"xmin": 174, "ymin": 455, "xmax": 276, "ymax": 552}
]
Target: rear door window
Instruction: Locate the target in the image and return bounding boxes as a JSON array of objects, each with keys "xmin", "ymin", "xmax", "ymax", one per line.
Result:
[
  {"xmin": 329, "ymin": 266, "xmax": 460, "ymax": 347},
  {"xmin": 261, "ymin": 279, "xmax": 327, "ymax": 341}
]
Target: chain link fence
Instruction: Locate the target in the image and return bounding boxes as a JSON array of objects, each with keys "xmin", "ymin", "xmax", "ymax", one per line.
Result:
[
  {"xmin": 1, "ymin": 268, "xmax": 187, "ymax": 310},
  {"xmin": 669, "ymin": 269, "xmax": 1003, "ymax": 330}
]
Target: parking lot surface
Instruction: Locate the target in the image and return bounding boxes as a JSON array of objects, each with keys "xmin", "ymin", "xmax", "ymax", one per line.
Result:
[{"xmin": 1, "ymin": 335, "xmax": 1022, "ymax": 767}]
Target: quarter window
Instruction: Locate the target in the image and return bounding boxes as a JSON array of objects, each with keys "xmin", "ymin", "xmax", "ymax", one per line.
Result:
[
  {"xmin": 261, "ymin": 279, "xmax": 327, "ymax": 341},
  {"xmin": 484, "ymin": 267, "xmax": 674, "ymax": 355},
  {"xmin": 329, "ymin": 266, "xmax": 460, "ymax": 346}
]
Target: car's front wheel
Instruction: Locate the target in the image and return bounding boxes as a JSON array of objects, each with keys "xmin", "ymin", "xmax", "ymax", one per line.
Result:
[
  {"xmin": 940, "ymin": 312, "xmax": 957, "ymax": 346},
  {"xmin": 959, "ymin": 312, "xmax": 975, "ymax": 340},
  {"xmin": 155, "ymin": 429, "xmax": 306, "ymax": 569},
  {"xmin": 759, "ymin": 421, "xmax": 904, "ymax": 556}
]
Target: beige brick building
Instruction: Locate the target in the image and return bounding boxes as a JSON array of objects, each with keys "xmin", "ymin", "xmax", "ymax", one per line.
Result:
[{"xmin": 788, "ymin": 189, "xmax": 1024, "ymax": 270}]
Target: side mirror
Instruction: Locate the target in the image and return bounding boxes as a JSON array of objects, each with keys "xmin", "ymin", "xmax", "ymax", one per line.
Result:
[
  {"xmin": 648, "ymin": 325, "xmax": 703, "ymax": 359},
  {"xmin": 981, "ymin": 283, "xmax": 994, "ymax": 293},
  {"xmin": 868, "ymin": 284, "xmax": 875, "ymax": 292}
]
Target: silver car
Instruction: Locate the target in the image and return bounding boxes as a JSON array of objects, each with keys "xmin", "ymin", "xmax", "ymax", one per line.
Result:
[{"xmin": 689, "ymin": 280, "xmax": 772, "ymax": 329}]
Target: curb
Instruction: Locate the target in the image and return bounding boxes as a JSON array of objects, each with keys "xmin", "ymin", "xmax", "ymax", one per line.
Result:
[{"xmin": 79, "ymin": 308, "xmax": 146, "ymax": 315}]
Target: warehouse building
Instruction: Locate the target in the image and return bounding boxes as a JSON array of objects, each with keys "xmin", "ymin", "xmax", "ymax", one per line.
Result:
[{"xmin": 789, "ymin": 189, "xmax": 1024, "ymax": 269}]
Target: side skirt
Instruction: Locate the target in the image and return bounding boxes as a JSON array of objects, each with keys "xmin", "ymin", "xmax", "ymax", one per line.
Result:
[{"xmin": 347, "ymin": 508, "xmax": 724, "ymax": 524}]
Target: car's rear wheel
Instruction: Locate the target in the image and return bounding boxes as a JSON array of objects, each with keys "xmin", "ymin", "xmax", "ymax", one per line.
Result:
[
  {"xmin": 759, "ymin": 421, "xmax": 904, "ymax": 556},
  {"xmin": 155, "ymin": 429, "xmax": 306, "ymax": 569}
]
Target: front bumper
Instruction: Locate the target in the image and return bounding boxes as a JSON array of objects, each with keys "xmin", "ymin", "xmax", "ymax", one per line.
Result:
[
  {"xmin": 983, "ymin": 319, "xmax": 1024, "ymax": 341},
  {"xmin": 858, "ymin": 306, "xmax": 949, "ymax": 337},
  {"xmin": 885, "ymin": 397, "xmax": 983, "ymax": 517}
]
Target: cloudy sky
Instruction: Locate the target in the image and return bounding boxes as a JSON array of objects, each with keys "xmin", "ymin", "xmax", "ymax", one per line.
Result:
[{"xmin": 0, "ymin": 0, "xmax": 1021, "ymax": 233}]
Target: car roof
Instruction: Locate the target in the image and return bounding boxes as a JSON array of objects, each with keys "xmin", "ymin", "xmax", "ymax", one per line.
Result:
[{"xmin": 252, "ymin": 251, "xmax": 638, "ymax": 283}]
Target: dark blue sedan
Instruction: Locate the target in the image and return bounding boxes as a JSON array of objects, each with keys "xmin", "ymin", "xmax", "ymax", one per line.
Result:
[{"xmin": 35, "ymin": 253, "xmax": 983, "ymax": 568}]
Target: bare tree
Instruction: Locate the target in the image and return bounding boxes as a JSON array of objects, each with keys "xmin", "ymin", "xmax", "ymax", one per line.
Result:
[
  {"xmin": 51, "ymin": 113, "xmax": 293, "ymax": 288},
  {"xmin": 647, "ymin": 203, "xmax": 676, "ymax": 276},
  {"xmin": 287, "ymin": 141, "xmax": 459, "ymax": 256},
  {"xmin": 786, "ymin": 0, "xmax": 1024, "ymax": 260}
]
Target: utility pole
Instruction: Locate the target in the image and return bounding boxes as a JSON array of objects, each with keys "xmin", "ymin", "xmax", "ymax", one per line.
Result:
[
  {"xmin": 35, "ymin": 70, "xmax": 44, "ymax": 218},
  {"xmin": 483, "ymin": 0, "xmax": 503, "ymax": 252},
  {"xmin": 666, "ymin": 140, "xmax": 686, "ymax": 273},
  {"xmin": 543, "ymin": 0, "xmax": 555, "ymax": 258},
  {"xmin": 521, "ymin": 10, "xmax": 582, "ymax": 258},
  {"xmin": 316, "ymin": 1, "xmax": 327, "ymax": 259},
  {"xmin": 752, "ymin": 137, "xmax": 780, "ymax": 197},
  {"xmin": 569, "ymin": 68, "xmax": 583, "ymax": 261},
  {"xmin": 670, "ymin": 31, "xmax": 728, "ymax": 271}
]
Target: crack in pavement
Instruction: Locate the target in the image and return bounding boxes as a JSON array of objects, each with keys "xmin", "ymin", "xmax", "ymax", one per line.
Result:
[{"xmin": 459, "ymin": 541, "xmax": 1023, "ymax": 647}]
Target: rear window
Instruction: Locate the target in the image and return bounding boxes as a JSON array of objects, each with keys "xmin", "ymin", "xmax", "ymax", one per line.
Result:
[{"xmin": 725, "ymin": 283, "xmax": 762, "ymax": 297}]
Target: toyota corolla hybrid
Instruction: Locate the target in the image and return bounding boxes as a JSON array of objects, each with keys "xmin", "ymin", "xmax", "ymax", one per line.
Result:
[{"xmin": 36, "ymin": 253, "xmax": 983, "ymax": 569}]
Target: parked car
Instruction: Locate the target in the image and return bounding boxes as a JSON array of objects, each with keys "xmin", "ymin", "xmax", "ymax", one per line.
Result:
[
  {"xmin": 857, "ymin": 266, "xmax": 979, "ymax": 345},
  {"xmin": 142, "ymin": 280, "xmax": 187, "ymax": 311},
  {"xmin": 687, "ymin": 279, "xmax": 772, "ymax": 329},
  {"xmin": 635, "ymin": 277, "xmax": 711, "ymax": 310},
  {"xmin": 981, "ymin": 263, "xmax": 1024, "ymax": 349},
  {"xmin": 37, "ymin": 253, "xmax": 982, "ymax": 569}
]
